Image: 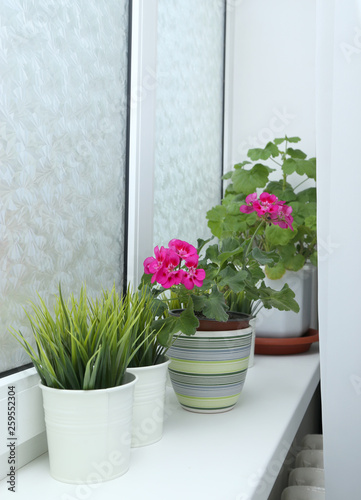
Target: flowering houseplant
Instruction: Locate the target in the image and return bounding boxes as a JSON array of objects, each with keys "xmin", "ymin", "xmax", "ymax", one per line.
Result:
[
  {"xmin": 141, "ymin": 198, "xmax": 299, "ymax": 338},
  {"xmin": 206, "ymin": 136, "xmax": 316, "ymax": 280}
]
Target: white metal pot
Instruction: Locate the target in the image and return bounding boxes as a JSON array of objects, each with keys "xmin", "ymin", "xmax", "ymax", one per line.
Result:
[
  {"xmin": 256, "ymin": 265, "xmax": 316, "ymax": 338},
  {"xmin": 40, "ymin": 372, "xmax": 137, "ymax": 484},
  {"xmin": 127, "ymin": 356, "xmax": 170, "ymax": 447}
]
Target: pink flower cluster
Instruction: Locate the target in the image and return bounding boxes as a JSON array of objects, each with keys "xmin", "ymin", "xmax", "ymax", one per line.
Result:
[
  {"xmin": 143, "ymin": 239, "xmax": 206, "ymax": 290},
  {"xmin": 240, "ymin": 192, "xmax": 294, "ymax": 230}
]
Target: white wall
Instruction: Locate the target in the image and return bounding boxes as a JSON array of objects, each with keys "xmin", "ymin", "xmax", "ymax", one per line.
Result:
[
  {"xmin": 316, "ymin": 1, "xmax": 361, "ymax": 498},
  {"xmin": 230, "ymin": 1, "xmax": 361, "ymax": 498},
  {"xmin": 228, "ymin": 0, "xmax": 316, "ymax": 170}
]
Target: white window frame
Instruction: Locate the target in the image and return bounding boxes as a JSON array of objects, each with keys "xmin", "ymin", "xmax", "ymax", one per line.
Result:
[
  {"xmin": 127, "ymin": 0, "xmax": 158, "ymax": 288},
  {"xmin": 0, "ymin": 0, "xmax": 234, "ymax": 479}
]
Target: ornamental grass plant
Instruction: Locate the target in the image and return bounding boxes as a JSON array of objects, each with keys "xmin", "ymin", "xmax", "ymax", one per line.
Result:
[{"xmin": 10, "ymin": 284, "xmax": 164, "ymax": 390}]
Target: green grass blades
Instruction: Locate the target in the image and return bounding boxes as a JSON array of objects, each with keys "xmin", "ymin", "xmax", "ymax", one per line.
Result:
[{"xmin": 9, "ymin": 284, "xmax": 162, "ymax": 390}]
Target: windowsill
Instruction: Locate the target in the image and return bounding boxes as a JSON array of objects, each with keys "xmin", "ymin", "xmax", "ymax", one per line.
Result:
[{"xmin": 0, "ymin": 344, "xmax": 320, "ymax": 500}]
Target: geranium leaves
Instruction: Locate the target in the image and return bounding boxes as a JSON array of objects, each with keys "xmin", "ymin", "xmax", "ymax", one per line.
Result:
[
  {"xmin": 218, "ymin": 266, "xmax": 248, "ymax": 293},
  {"xmin": 232, "ymin": 163, "xmax": 273, "ymax": 194},
  {"xmin": 282, "ymin": 157, "xmax": 316, "ymax": 179},
  {"xmin": 205, "ymin": 135, "xmax": 317, "ymax": 280},
  {"xmin": 193, "ymin": 286, "xmax": 229, "ymax": 322},
  {"xmin": 247, "ymin": 141, "xmax": 280, "ymax": 161},
  {"xmin": 265, "ymin": 224, "xmax": 296, "ymax": 246},
  {"xmin": 257, "ymin": 282, "xmax": 300, "ymax": 312},
  {"xmin": 153, "ymin": 299, "xmax": 200, "ymax": 338},
  {"xmin": 251, "ymin": 247, "xmax": 279, "ymax": 266}
]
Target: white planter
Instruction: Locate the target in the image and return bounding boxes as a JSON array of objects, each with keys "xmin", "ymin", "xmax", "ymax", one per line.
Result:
[
  {"xmin": 40, "ymin": 372, "xmax": 137, "ymax": 484},
  {"xmin": 256, "ymin": 265, "xmax": 316, "ymax": 338},
  {"xmin": 127, "ymin": 357, "xmax": 170, "ymax": 447}
]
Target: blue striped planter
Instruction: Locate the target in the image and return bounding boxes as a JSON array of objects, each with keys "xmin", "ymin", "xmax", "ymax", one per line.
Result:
[{"xmin": 168, "ymin": 312, "xmax": 253, "ymax": 413}]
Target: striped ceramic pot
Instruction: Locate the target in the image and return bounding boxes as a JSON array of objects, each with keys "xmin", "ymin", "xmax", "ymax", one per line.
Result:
[{"xmin": 168, "ymin": 312, "xmax": 253, "ymax": 413}]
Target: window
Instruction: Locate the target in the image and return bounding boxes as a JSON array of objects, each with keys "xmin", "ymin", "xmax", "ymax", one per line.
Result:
[
  {"xmin": 0, "ymin": 0, "xmax": 229, "ymax": 477},
  {"xmin": 0, "ymin": 0, "xmax": 130, "ymax": 374},
  {"xmin": 153, "ymin": 0, "xmax": 225, "ymax": 247}
]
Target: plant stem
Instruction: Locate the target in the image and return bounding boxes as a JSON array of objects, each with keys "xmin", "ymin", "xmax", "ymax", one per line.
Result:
[
  {"xmin": 293, "ymin": 178, "xmax": 308, "ymax": 191},
  {"xmin": 282, "ymin": 138, "xmax": 288, "ymax": 191},
  {"xmin": 242, "ymin": 221, "xmax": 264, "ymax": 270},
  {"xmin": 270, "ymin": 157, "xmax": 282, "ymax": 167}
]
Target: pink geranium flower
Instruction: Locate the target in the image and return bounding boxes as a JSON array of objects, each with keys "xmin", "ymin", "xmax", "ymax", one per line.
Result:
[
  {"xmin": 240, "ymin": 192, "xmax": 257, "ymax": 214},
  {"xmin": 143, "ymin": 239, "xmax": 205, "ymax": 290},
  {"xmin": 253, "ymin": 192, "xmax": 280, "ymax": 216},
  {"xmin": 182, "ymin": 267, "xmax": 206, "ymax": 290},
  {"xmin": 157, "ymin": 268, "xmax": 186, "ymax": 288},
  {"xmin": 143, "ymin": 246, "xmax": 169, "ymax": 275},
  {"xmin": 239, "ymin": 192, "xmax": 294, "ymax": 231},
  {"xmin": 271, "ymin": 204, "xmax": 294, "ymax": 230},
  {"xmin": 168, "ymin": 239, "xmax": 197, "ymax": 261}
]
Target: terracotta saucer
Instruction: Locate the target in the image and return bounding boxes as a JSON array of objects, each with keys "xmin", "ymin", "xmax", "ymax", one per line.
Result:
[{"xmin": 254, "ymin": 329, "xmax": 319, "ymax": 355}]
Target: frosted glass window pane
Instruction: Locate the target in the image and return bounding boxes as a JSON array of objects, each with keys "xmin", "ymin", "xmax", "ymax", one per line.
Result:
[
  {"xmin": 0, "ymin": 1, "xmax": 129, "ymax": 372},
  {"xmin": 154, "ymin": 0, "xmax": 225, "ymax": 248}
]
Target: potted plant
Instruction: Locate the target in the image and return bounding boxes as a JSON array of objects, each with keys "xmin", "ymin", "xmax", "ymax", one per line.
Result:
[
  {"xmin": 9, "ymin": 284, "xmax": 153, "ymax": 484},
  {"xmin": 124, "ymin": 288, "xmax": 172, "ymax": 448},
  {"xmin": 206, "ymin": 136, "xmax": 317, "ymax": 337},
  {"xmin": 141, "ymin": 201, "xmax": 299, "ymax": 413}
]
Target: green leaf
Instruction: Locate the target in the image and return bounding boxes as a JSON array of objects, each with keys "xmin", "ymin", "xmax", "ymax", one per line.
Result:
[
  {"xmin": 274, "ymin": 136, "xmax": 300, "ymax": 146},
  {"xmin": 302, "ymin": 157, "xmax": 316, "ymax": 180},
  {"xmin": 152, "ymin": 317, "xmax": 181, "ymax": 344},
  {"xmin": 310, "ymin": 252, "xmax": 318, "ymax": 267},
  {"xmin": 286, "ymin": 148, "xmax": 307, "ymax": 159},
  {"xmin": 285, "ymin": 254, "xmax": 305, "ymax": 272},
  {"xmin": 286, "ymin": 136, "xmax": 301, "ymax": 143},
  {"xmin": 282, "ymin": 158, "xmax": 297, "ymax": 175},
  {"xmin": 251, "ymin": 247, "xmax": 279, "ymax": 266},
  {"xmin": 234, "ymin": 160, "xmax": 252, "ymax": 169},
  {"xmin": 290, "ymin": 201, "xmax": 316, "ymax": 222},
  {"xmin": 205, "ymin": 239, "xmax": 243, "ymax": 268},
  {"xmin": 278, "ymin": 244, "xmax": 306, "ymax": 272},
  {"xmin": 222, "ymin": 171, "xmax": 233, "ymax": 180},
  {"xmin": 296, "ymin": 188, "xmax": 316, "ymax": 203},
  {"xmin": 201, "ymin": 286, "xmax": 229, "ymax": 322},
  {"xmin": 191, "ymin": 293, "xmax": 207, "ymax": 311},
  {"xmin": 266, "ymin": 181, "xmax": 297, "ymax": 202},
  {"xmin": 292, "ymin": 158, "xmax": 316, "ymax": 179},
  {"xmin": 258, "ymin": 283, "xmax": 300, "ymax": 312},
  {"xmin": 205, "ymin": 243, "xmax": 220, "ymax": 263},
  {"xmin": 175, "ymin": 300, "xmax": 200, "ymax": 337},
  {"xmin": 218, "ymin": 266, "xmax": 248, "ymax": 293},
  {"xmin": 206, "ymin": 205, "xmax": 249, "ymax": 239},
  {"xmin": 247, "ymin": 260, "xmax": 265, "ymax": 282},
  {"xmin": 247, "ymin": 142, "xmax": 279, "ymax": 161},
  {"xmin": 274, "ymin": 138, "xmax": 286, "ymax": 145},
  {"xmin": 220, "ymin": 237, "xmax": 240, "ymax": 253},
  {"xmin": 265, "ymin": 262, "xmax": 286, "ymax": 279},
  {"xmin": 232, "ymin": 163, "xmax": 270, "ymax": 194},
  {"xmin": 196, "ymin": 237, "xmax": 213, "ymax": 254},
  {"xmin": 304, "ymin": 215, "xmax": 317, "ymax": 231},
  {"xmin": 265, "ymin": 224, "xmax": 297, "ymax": 246}
]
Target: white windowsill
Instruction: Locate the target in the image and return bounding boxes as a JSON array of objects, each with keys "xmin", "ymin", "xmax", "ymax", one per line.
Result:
[{"xmin": 0, "ymin": 344, "xmax": 320, "ymax": 500}]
